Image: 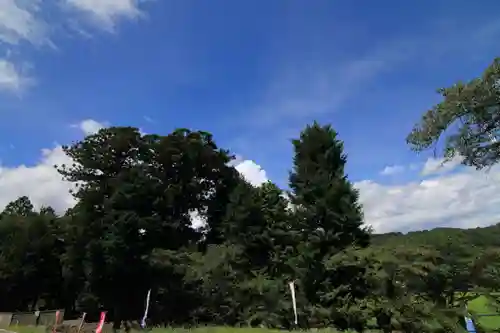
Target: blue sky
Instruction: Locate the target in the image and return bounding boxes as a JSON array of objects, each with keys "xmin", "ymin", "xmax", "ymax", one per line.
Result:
[{"xmin": 1, "ymin": 0, "xmax": 500, "ymax": 232}]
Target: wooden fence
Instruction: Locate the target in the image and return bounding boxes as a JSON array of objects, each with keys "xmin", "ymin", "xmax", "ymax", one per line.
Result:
[
  {"xmin": 0, "ymin": 310, "xmax": 116, "ymax": 333},
  {"xmin": 0, "ymin": 310, "xmax": 63, "ymax": 328}
]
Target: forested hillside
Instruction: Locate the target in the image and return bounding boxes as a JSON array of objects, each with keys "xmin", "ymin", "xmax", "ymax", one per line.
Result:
[
  {"xmin": 1, "ymin": 121, "xmax": 500, "ymax": 333},
  {"xmin": 374, "ymin": 224, "xmax": 500, "ymax": 250}
]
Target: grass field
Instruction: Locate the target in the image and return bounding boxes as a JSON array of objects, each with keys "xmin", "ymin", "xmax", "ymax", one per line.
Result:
[
  {"xmin": 6, "ymin": 295, "xmax": 500, "ymax": 333},
  {"xmin": 8, "ymin": 327, "xmax": 357, "ymax": 333},
  {"xmin": 467, "ymin": 295, "xmax": 500, "ymax": 330}
]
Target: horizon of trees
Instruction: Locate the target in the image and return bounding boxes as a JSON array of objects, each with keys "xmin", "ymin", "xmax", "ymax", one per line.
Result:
[{"xmin": 0, "ymin": 121, "xmax": 499, "ymax": 333}]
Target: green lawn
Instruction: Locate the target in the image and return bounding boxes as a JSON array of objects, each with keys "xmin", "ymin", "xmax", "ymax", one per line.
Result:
[
  {"xmin": 7, "ymin": 296, "xmax": 500, "ymax": 333},
  {"xmin": 8, "ymin": 326, "xmax": 363, "ymax": 333},
  {"xmin": 468, "ymin": 295, "xmax": 500, "ymax": 330}
]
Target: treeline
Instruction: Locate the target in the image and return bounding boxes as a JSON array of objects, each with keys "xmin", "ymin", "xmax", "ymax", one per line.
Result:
[
  {"xmin": 0, "ymin": 122, "xmax": 499, "ymax": 332},
  {"xmin": 374, "ymin": 224, "xmax": 500, "ymax": 250}
]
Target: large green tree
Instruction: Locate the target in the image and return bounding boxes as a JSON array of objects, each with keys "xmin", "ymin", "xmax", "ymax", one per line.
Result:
[
  {"xmin": 58, "ymin": 126, "xmax": 240, "ymax": 326},
  {"xmin": 407, "ymin": 57, "xmax": 500, "ymax": 169},
  {"xmin": 288, "ymin": 122, "xmax": 371, "ymax": 329}
]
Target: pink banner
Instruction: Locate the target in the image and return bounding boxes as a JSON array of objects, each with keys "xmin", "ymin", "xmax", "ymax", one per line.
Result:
[
  {"xmin": 53, "ymin": 310, "xmax": 61, "ymax": 333},
  {"xmin": 95, "ymin": 312, "xmax": 107, "ymax": 333}
]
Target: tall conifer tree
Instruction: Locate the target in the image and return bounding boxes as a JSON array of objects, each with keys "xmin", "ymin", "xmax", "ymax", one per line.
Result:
[{"xmin": 289, "ymin": 122, "xmax": 371, "ymax": 328}]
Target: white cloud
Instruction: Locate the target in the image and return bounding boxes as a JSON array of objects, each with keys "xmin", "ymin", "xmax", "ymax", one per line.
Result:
[
  {"xmin": 239, "ymin": 156, "xmax": 500, "ymax": 234},
  {"xmin": 380, "ymin": 158, "xmax": 462, "ymax": 178},
  {"xmin": 421, "ymin": 155, "xmax": 462, "ymax": 176},
  {"xmin": 63, "ymin": 0, "xmax": 145, "ymax": 32},
  {"xmin": 0, "ymin": 0, "xmax": 46, "ymax": 93},
  {"xmin": 72, "ymin": 119, "xmax": 107, "ymax": 135},
  {"xmin": 0, "ymin": 0, "xmax": 152, "ymax": 95},
  {"xmin": 0, "ymin": 0, "xmax": 48, "ymax": 46},
  {"xmin": 0, "ymin": 145, "xmax": 76, "ymax": 213},
  {"xmin": 380, "ymin": 164, "xmax": 405, "ymax": 176},
  {"xmin": 356, "ymin": 161, "xmax": 500, "ymax": 233},
  {"xmin": 0, "ymin": 0, "xmax": 148, "ymax": 45},
  {"xmin": 235, "ymin": 160, "xmax": 268, "ymax": 187},
  {"xmin": 0, "ymin": 59, "xmax": 32, "ymax": 92}
]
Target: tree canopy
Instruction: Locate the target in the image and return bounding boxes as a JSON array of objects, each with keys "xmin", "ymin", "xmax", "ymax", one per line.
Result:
[{"xmin": 407, "ymin": 57, "xmax": 500, "ymax": 169}]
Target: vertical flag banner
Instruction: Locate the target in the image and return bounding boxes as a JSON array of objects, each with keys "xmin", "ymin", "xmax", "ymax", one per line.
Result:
[
  {"xmin": 77, "ymin": 312, "xmax": 87, "ymax": 333},
  {"xmin": 465, "ymin": 316, "xmax": 476, "ymax": 333},
  {"xmin": 288, "ymin": 281, "xmax": 298, "ymax": 325},
  {"xmin": 464, "ymin": 304, "xmax": 477, "ymax": 333},
  {"xmin": 53, "ymin": 310, "xmax": 61, "ymax": 333},
  {"xmin": 95, "ymin": 311, "xmax": 106, "ymax": 333},
  {"xmin": 141, "ymin": 289, "xmax": 152, "ymax": 329}
]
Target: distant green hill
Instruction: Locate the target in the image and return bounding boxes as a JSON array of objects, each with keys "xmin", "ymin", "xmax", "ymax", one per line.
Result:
[{"xmin": 373, "ymin": 223, "xmax": 500, "ymax": 250}]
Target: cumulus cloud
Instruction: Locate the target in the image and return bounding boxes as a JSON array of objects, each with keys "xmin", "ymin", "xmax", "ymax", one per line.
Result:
[
  {"xmin": 421, "ymin": 155, "xmax": 463, "ymax": 176},
  {"xmin": 356, "ymin": 166, "xmax": 500, "ymax": 233},
  {"xmin": 235, "ymin": 160, "xmax": 268, "ymax": 186},
  {"xmin": 0, "ymin": 119, "xmax": 103, "ymax": 212},
  {"xmin": 0, "ymin": 145, "xmax": 76, "ymax": 213}
]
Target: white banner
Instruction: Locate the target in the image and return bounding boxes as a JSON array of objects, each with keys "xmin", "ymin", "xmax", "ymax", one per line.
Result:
[
  {"xmin": 141, "ymin": 289, "xmax": 152, "ymax": 328},
  {"xmin": 288, "ymin": 281, "xmax": 298, "ymax": 325}
]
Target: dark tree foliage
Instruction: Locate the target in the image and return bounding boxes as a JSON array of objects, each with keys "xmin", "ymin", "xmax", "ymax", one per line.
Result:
[
  {"xmin": 56, "ymin": 127, "xmax": 239, "ymax": 328},
  {"xmin": 0, "ymin": 201, "xmax": 63, "ymax": 311},
  {"xmin": 289, "ymin": 122, "xmax": 370, "ymax": 249},
  {"xmin": 0, "ymin": 123, "xmax": 498, "ymax": 333}
]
